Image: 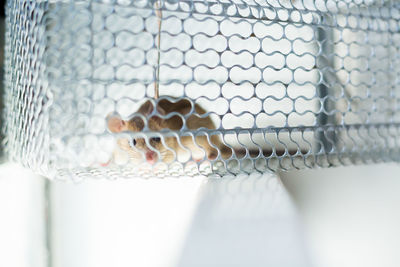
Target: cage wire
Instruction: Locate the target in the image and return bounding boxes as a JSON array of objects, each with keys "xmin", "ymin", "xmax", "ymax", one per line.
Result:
[{"xmin": 3, "ymin": 0, "xmax": 400, "ymax": 179}]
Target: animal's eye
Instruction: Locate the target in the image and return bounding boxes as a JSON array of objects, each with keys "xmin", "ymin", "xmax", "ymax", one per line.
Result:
[
  {"xmin": 151, "ymin": 137, "xmax": 161, "ymax": 143},
  {"xmin": 129, "ymin": 138, "xmax": 137, "ymax": 147}
]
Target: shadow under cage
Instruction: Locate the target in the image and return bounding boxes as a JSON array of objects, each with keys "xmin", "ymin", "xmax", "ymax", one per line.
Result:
[{"xmin": 3, "ymin": 0, "xmax": 400, "ymax": 179}]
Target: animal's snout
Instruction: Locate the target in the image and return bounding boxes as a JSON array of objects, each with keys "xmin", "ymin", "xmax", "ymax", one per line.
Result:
[{"xmin": 145, "ymin": 151, "xmax": 157, "ymax": 164}]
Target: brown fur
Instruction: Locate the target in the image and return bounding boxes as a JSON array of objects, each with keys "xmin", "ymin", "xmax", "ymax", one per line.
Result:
[{"xmin": 108, "ymin": 99, "xmax": 232, "ymax": 164}]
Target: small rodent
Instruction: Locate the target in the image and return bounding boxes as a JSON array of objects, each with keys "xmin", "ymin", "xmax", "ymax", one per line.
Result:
[
  {"xmin": 107, "ymin": 98, "xmax": 232, "ymax": 164},
  {"xmin": 106, "ymin": 6, "xmax": 233, "ymax": 165}
]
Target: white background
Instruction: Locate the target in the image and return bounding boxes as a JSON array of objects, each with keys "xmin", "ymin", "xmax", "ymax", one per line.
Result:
[{"xmin": 2, "ymin": 163, "xmax": 400, "ymax": 267}]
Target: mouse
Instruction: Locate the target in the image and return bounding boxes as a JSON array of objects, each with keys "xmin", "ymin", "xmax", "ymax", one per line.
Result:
[
  {"xmin": 105, "ymin": 4, "xmax": 232, "ymax": 166},
  {"xmin": 107, "ymin": 98, "xmax": 232, "ymax": 165}
]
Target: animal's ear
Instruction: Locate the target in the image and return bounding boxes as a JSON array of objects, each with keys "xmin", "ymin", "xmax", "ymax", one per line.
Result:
[{"xmin": 107, "ymin": 115, "xmax": 127, "ymax": 133}]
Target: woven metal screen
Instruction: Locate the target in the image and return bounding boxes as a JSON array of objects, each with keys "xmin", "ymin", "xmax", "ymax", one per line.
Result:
[{"xmin": 3, "ymin": 0, "xmax": 400, "ymax": 179}]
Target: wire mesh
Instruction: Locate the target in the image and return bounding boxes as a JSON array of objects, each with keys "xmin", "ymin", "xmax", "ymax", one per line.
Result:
[{"xmin": 3, "ymin": 0, "xmax": 400, "ymax": 179}]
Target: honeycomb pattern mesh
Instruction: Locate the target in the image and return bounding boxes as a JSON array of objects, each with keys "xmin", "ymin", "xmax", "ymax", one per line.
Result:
[{"xmin": 3, "ymin": 0, "xmax": 400, "ymax": 179}]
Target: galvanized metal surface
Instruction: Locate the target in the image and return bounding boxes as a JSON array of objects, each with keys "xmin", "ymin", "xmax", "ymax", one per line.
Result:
[{"xmin": 3, "ymin": 0, "xmax": 400, "ymax": 179}]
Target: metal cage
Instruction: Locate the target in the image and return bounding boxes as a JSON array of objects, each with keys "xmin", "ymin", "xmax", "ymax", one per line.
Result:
[{"xmin": 3, "ymin": 0, "xmax": 400, "ymax": 179}]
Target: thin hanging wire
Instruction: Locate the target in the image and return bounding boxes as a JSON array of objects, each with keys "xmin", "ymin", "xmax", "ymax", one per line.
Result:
[{"xmin": 154, "ymin": 0, "xmax": 162, "ymax": 100}]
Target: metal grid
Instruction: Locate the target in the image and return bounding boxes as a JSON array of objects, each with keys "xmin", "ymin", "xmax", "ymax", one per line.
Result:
[{"xmin": 3, "ymin": 0, "xmax": 400, "ymax": 179}]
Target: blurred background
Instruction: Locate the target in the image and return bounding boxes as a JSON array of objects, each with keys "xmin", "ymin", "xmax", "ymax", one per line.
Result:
[
  {"xmin": 2, "ymin": 2, "xmax": 400, "ymax": 267},
  {"xmin": 3, "ymin": 161, "xmax": 400, "ymax": 267}
]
